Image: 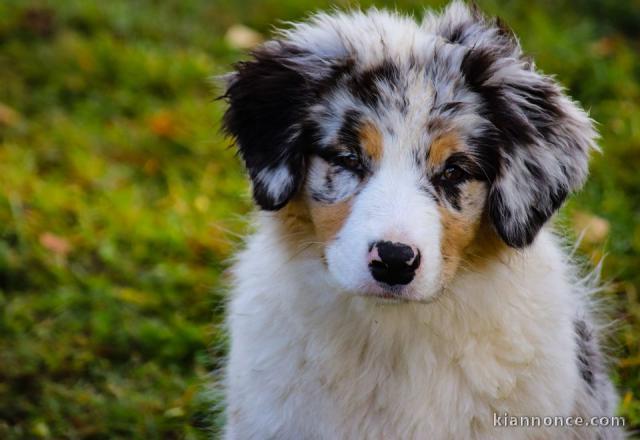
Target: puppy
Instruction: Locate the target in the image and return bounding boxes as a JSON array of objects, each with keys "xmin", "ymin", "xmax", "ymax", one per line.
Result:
[{"xmin": 220, "ymin": 2, "xmax": 621, "ymax": 438}]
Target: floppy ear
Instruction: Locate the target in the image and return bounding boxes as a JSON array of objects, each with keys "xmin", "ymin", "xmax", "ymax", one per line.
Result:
[
  {"xmin": 462, "ymin": 46, "xmax": 598, "ymax": 247},
  {"xmin": 457, "ymin": 24, "xmax": 598, "ymax": 247},
  {"xmin": 222, "ymin": 41, "xmax": 337, "ymax": 210}
]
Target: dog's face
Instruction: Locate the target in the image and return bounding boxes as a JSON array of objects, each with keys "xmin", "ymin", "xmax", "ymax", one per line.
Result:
[
  {"xmin": 302, "ymin": 67, "xmax": 493, "ymax": 301},
  {"xmin": 222, "ymin": 2, "xmax": 597, "ymax": 302}
]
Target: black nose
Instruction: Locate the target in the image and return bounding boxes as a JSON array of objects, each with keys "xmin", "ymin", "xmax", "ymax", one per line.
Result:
[{"xmin": 368, "ymin": 241, "xmax": 421, "ymax": 286}]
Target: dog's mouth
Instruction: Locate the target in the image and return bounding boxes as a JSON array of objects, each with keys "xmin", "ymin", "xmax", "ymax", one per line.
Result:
[
  {"xmin": 357, "ymin": 282, "xmax": 443, "ymax": 305},
  {"xmin": 372, "ymin": 291, "xmax": 409, "ymax": 304},
  {"xmin": 360, "ymin": 283, "xmax": 414, "ymax": 303}
]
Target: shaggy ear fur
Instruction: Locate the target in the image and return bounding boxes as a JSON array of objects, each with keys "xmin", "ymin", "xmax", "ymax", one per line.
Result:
[
  {"xmin": 222, "ymin": 42, "xmax": 337, "ymax": 210},
  {"xmin": 439, "ymin": 2, "xmax": 599, "ymax": 247}
]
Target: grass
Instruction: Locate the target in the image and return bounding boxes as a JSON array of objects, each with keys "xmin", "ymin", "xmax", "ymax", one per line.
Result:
[{"xmin": 0, "ymin": 0, "xmax": 638, "ymax": 438}]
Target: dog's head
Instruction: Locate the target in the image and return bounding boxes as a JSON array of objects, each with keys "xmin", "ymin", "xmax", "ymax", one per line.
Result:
[{"xmin": 222, "ymin": 2, "xmax": 597, "ymax": 302}]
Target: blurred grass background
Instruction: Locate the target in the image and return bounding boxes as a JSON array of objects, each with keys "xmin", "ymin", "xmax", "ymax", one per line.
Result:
[{"xmin": 0, "ymin": 0, "xmax": 638, "ymax": 438}]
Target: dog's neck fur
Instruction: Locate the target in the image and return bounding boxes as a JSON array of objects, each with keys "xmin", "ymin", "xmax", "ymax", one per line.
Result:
[{"xmin": 227, "ymin": 214, "xmax": 585, "ymax": 439}]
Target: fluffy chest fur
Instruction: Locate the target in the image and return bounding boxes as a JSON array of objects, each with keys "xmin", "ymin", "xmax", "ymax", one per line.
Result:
[{"xmin": 225, "ymin": 219, "xmax": 583, "ymax": 440}]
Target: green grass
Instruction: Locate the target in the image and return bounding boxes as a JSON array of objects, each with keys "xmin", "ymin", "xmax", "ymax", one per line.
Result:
[{"xmin": 0, "ymin": 0, "xmax": 639, "ymax": 438}]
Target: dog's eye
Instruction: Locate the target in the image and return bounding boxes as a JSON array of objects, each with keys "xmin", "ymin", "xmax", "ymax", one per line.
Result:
[
  {"xmin": 332, "ymin": 153, "xmax": 362, "ymax": 172},
  {"xmin": 441, "ymin": 164, "xmax": 466, "ymax": 183}
]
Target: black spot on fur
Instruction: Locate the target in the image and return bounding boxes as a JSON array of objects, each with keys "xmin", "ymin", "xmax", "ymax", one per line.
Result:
[
  {"xmin": 575, "ymin": 319, "xmax": 596, "ymax": 389},
  {"xmin": 420, "ymin": 184, "xmax": 438, "ymax": 201},
  {"xmin": 439, "ymin": 182, "xmax": 463, "ymax": 210},
  {"xmin": 438, "ymin": 101, "xmax": 465, "ymax": 115},
  {"xmin": 337, "ymin": 109, "xmax": 363, "ymax": 151},
  {"xmin": 412, "ymin": 149, "xmax": 425, "ymax": 169},
  {"xmin": 310, "ymin": 166, "xmax": 337, "ymax": 203},
  {"xmin": 448, "ymin": 26, "xmax": 464, "ymax": 44},
  {"xmin": 524, "ymin": 159, "xmax": 544, "ymax": 181},
  {"xmin": 462, "ymin": 48, "xmax": 537, "ymax": 148},
  {"xmin": 348, "ymin": 61, "xmax": 400, "ymax": 108}
]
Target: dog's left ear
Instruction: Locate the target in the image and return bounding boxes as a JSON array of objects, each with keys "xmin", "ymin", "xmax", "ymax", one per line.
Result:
[
  {"xmin": 462, "ymin": 46, "xmax": 598, "ymax": 248},
  {"xmin": 222, "ymin": 41, "xmax": 338, "ymax": 210}
]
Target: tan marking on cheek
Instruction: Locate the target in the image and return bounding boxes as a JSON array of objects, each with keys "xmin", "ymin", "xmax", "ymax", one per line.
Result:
[
  {"xmin": 437, "ymin": 180, "xmax": 511, "ymax": 280},
  {"xmin": 427, "ymin": 132, "xmax": 463, "ymax": 170},
  {"xmin": 437, "ymin": 181, "xmax": 486, "ymax": 282},
  {"xmin": 359, "ymin": 122, "xmax": 383, "ymax": 162},
  {"xmin": 439, "ymin": 207, "xmax": 479, "ymax": 282},
  {"xmin": 275, "ymin": 193, "xmax": 353, "ymax": 262},
  {"xmin": 465, "ymin": 219, "xmax": 508, "ymax": 269},
  {"xmin": 460, "ymin": 181, "xmax": 510, "ymax": 269},
  {"xmin": 308, "ymin": 198, "xmax": 353, "ymax": 243},
  {"xmin": 276, "ymin": 196, "xmax": 315, "ymax": 249}
]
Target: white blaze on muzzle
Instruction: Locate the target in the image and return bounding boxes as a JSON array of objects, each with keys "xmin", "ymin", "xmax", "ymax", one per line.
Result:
[{"xmin": 325, "ymin": 154, "xmax": 443, "ymax": 300}]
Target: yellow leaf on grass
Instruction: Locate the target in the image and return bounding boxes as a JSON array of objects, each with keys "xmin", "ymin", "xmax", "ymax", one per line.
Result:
[
  {"xmin": 0, "ymin": 102, "xmax": 21, "ymax": 127},
  {"xmin": 114, "ymin": 287, "xmax": 158, "ymax": 307},
  {"xmin": 164, "ymin": 407, "xmax": 185, "ymax": 418},
  {"xmin": 572, "ymin": 211, "xmax": 610, "ymax": 244},
  {"xmin": 39, "ymin": 232, "xmax": 72, "ymax": 257},
  {"xmin": 622, "ymin": 391, "xmax": 633, "ymax": 410},
  {"xmin": 225, "ymin": 24, "xmax": 263, "ymax": 50},
  {"xmin": 194, "ymin": 195, "xmax": 210, "ymax": 212},
  {"xmin": 148, "ymin": 110, "xmax": 179, "ymax": 139},
  {"xmin": 619, "ymin": 356, "xmax": 640, "ymax": 368}
]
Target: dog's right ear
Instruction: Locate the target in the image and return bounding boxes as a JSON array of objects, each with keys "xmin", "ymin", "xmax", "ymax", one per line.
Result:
[{"xmin": 222, "ymin": 41, "xmax": 337, "ymax": 210}]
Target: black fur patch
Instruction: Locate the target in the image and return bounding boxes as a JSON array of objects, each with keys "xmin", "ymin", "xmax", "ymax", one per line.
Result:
[
  {"xmin": 309, "ymin": 166, "xmax": 337, "ymax": 203},
  {"xmin": 575, "ymin": 319, "xmax": 597, "ymax": 389},
  {"xmin": 437, "ymin": 101, "xmax": 466, "ymax": 115},
  {"xmin": 461, "ymin": 45, "xmax": 581, "ymax": 248},
  {"xmin": 337, "ymin": 109, "xmax": 363, "ymax": 151},
  {"xmin": 462, "ymin": 48, "xmax": 538, "ymax": 148},
  {"xmin": 446, "ymin": 24, "xmax": 465, "ymax": 45},
  {"xmin": 461, "ymin": 44, "xmax": 565, "ymax": 154},
  {"xmin": 222, "ymin": 43, "xmax": 343, "ymax": 210},
  {"xmin": 438, "ymin": 181, "xmax": 463, "ymax": 210},
  {"xmin": 348, "ymin": 61, "xmax": 400, "ymax": 108}
]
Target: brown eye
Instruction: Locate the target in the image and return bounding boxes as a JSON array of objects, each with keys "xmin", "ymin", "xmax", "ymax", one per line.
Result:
[
  {"xmin": 442, "ymin": 164, "xmax": 466, "ymax": 183},
  {"xmin": 333, "ymin": 153, "xmax": 362, "ymax": 172}
]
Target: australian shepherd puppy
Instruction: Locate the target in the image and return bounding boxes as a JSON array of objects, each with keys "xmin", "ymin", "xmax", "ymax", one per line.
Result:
[{"xmin": 220, "ymin": 2, "xmax": 620, "ymax": 439}]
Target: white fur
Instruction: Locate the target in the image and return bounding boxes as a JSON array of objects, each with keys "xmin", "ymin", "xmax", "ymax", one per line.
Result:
[{"xmin": 225, "ymin": 219, "xmax": 616, "ymax": 439}]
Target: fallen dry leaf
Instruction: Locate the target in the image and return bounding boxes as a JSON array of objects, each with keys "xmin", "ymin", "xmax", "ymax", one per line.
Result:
[
  {"xmin": 148, "ymin": 110, "xmax": 179, "ymax": 139},
  {"xmin": 0, "ymin": 103, "xmax": 20, "ymax": 127},
  {"xmin": 39, "ymin": 232, "xmax": 72, "ymax": 257},
  {"xmin": 225, "ymin": 24, "xmax": 263, "ymax": 50},
  {"xmin": 572, "ymin": 211, "xmax": 610, "ymax": 244}
]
